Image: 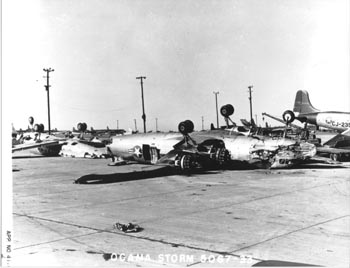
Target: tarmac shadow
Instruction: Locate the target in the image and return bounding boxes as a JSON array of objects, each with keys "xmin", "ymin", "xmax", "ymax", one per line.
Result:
[
  {"xmin": 12, "ymin": 154, "xmax": 60, "ymax": 159},
  {"xmin": 74, "ymin": 166, "xmax": 219, "ymax": 184},
  {"xmin": 293, "ymin": 164, "xmax": 346, "ymax": 169}
]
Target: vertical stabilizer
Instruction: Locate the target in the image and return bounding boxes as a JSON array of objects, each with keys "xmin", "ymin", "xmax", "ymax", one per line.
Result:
[{"xmin": 293, "ymin": 90, "xmax": 319, "ymax": 114}]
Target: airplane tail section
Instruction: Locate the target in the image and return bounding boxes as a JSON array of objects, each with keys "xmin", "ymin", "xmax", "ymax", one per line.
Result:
[{"xmin": 293, "ymin": 90, "xmax": 319, "ymax": 114}]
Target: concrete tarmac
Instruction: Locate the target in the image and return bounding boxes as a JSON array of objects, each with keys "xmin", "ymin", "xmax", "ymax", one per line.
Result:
[{"xmin": 10, "ymin": 152, "xmax": 350, "ymax": 267}]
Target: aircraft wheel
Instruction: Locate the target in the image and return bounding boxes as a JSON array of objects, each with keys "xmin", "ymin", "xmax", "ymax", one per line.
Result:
[
  {"xmin": 282, "ymin": 110, "xmax": 295, "ymax": 124},
  {"xmin": 220, "ymin": 104, "xmax": 234, "ymax": 117},
  {"xmin": 178, "ymin": 120, "xmax": 194, "ymax": 135},
  {"xmin": 216, "ymin": 148, "xmax": 230, "ymax": 164},
  {"xmin": 180, "ymin": 154, "xmax": 192, "ymax": 170}
]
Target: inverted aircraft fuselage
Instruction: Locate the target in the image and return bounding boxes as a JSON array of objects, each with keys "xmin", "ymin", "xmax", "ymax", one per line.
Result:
[{"xmin": 107, "ymin": 129, "xmax": 316, "ymax": 169}]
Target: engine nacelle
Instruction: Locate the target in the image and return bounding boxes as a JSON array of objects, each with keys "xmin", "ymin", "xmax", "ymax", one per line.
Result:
[
  {"xmin": 178, "ymin": 120, "xmax": 194, "ymax": 135},
  {"xmin": 77, "ymin": 122, "xmax": 87, "ymax": 132},
  {"xmin": 282, "ymin": 110, "xmax": 295, "ymax": 124},
  {"xmin": 220, "ymin": 104, "xmax": 234, "ymax": 117}
]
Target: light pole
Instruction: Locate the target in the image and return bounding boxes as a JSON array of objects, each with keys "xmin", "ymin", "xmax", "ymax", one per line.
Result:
[
  {"xmin": 43, "ymin": 68, "xmax": 54, "ymax": 134},
  {"xmin": 213, "ymin": 91, "xmax": 219, "ymax": 128},
  {"xmin": 136, "ymin": 76, "xmax": 147, "ymax": 133},
  {"xmin": 255, "ymin": 114, "xmax": 258, "ymax": 126}
]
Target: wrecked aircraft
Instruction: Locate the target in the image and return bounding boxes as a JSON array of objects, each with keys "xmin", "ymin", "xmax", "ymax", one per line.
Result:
[
  {"xmin": 107, "ymin": 105, "xmax": 317, "ymax": 170},
  {"xmin": 282, "ymin": 90, "xmax": 350, "ymax": 161},
  {"xmin": 12, "ymin": 121, "xmax": 109, "ymax": 158}
]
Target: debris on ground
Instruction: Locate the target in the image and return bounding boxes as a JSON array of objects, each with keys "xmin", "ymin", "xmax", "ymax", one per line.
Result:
[{"xmin": 113, "ymin": 222, "xmax": 141, "ymax": 233}]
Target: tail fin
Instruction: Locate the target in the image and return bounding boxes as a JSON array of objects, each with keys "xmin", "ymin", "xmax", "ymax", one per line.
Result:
[{"xmin": 293, "ymin": 90, "xmax": 319, "ymax": 114}]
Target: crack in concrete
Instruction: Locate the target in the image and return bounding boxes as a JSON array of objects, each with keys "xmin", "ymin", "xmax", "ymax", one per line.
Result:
[
  {"xmin": 13, "ymin": 230, "xmax": 102, "ymax": 250},
  {"xmin": 230, "ymin": 214, "xmax": 350, "ymax": 253}
]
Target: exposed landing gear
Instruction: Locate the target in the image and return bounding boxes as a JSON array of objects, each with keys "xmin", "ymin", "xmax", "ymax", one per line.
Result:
[
  {"xmin": 175, "ymin": 154, "xmax": 195, "ymax": 171},
  {"xmin": 214, "ymin": 148, "xmax": 231, "ymax": 165}
]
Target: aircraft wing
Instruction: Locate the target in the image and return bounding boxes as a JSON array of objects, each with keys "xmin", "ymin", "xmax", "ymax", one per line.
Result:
[
  {"xmin": 12, "ymin": 140, "xmax": 63, "ymax": 152},
  {"xmin": 157, "ymin": 149, "xmax": 179, "ymax": 165},
  {"xmin": 262, "ymin": 112, "xmax": 301, "ymax": 129},
  {"xmin": 309, "ymin": 155, "xmax": 342, "ymax": 165},
  {"xmin": 341, "ymin": 128, "xmax": 350, "ymax": 136},
  {"xmin": 316, "ymin": 146, "xmax": 350, "ymax": 154}
]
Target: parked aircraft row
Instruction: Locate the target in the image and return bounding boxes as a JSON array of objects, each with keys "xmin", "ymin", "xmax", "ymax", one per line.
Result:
[{"xmin": 12, "ymin": 90, "xmax": 350, "ymax": 170}]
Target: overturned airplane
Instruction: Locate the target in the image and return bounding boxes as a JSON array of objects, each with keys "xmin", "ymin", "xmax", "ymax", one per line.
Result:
[
  {"xmin": 12, "ymin": 120, "xmax": 109, "ymax": 158},
  {"xmin": 106, "ymin": 105, "xmax": 316, "ymax": 170}
]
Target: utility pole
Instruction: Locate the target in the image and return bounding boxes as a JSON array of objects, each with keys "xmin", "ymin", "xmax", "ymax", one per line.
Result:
[
  {"xmin": 213, "ymin": 91, "xmax": 219, "ymax": 128},
  {"xmin": 155, "ymin": 118, "xmax": 158, "ymax": 132},
  {"xmin": 134, "ymin": 119, "xmax": 137, "ymax": 132},
  {"xmin": 43, "ymin": 68, "xmax": 54, "ymax": 134},
  {"xmin": 255, "ymin": 114, "xmax": 258, "ymax": 126},
  {"xmin": 248, "ymin": 85, "xmax": 253, "ymax": 125},
  {"xmin": 117, "ymin": 120, "xmax": 119, "ymax": 130},
  {"xmin": 201, "ymin": 116, "xmax": 204, "ymax": 131},
  {"xmin": 136, "ymin": 76, "xmax": 147, "ymax": 133}
]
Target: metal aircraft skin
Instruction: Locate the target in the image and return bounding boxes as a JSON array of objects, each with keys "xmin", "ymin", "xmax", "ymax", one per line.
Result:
[
  {"xmin": 283, "ymin": 90, "xmax": 350, "ymax": 132},
  {"xmin": 281, "ymin": 90, "xmax": 350, "ymax": 161},
  {"xmin": 107, "ymin": 120, "xmax": 316, "ymax": 170},
  {"xmin": 12, "ymin": 131, "xmax": 66, "ymax": 156},
  {"xmin": 12, "ymin": 120, "xmax": 109, "ymax": 158}
]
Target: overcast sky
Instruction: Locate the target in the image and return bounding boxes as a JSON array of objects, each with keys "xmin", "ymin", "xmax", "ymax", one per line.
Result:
[{"xmin": 3, "ymin": 0, "xmax": 349, "ymax": 132}]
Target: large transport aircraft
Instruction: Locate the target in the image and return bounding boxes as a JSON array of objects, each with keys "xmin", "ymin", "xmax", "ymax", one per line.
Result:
[
  {"xmin": 282, "ymin": 90, "xmax": 350, "ymax": 161},
  {"xmin": 282, "ymin": 90, "xmax": 350, "ymax": 131},
  {"xmin": 107, "ymin": 105, "xmax": 317, "ymax": 170}
]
